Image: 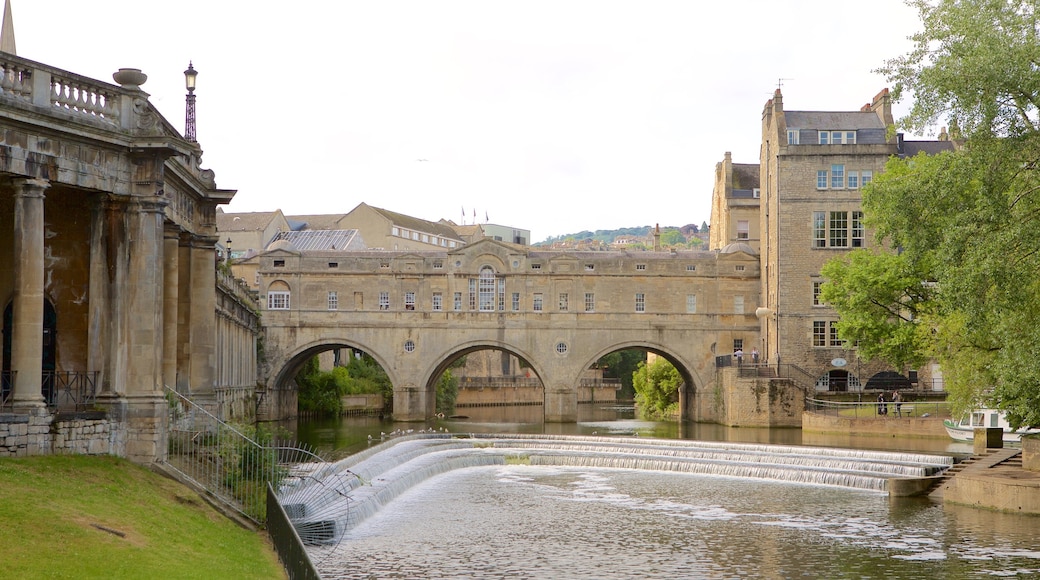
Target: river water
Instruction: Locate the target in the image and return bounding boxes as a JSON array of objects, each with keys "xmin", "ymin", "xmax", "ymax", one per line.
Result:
[{"xmin": 294, "ymin": 405, "xmax": 1040, "ymax": 579}]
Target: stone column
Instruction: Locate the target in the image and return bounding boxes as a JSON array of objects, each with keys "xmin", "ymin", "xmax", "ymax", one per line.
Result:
[
  {"xmin": 188, "ymin": 234, "xmax": 218, "ymax": 407},
  {"xmin": 125, "ymin": 197, "xmax": 166, "ymax": 395},
  {"xmin": 162, "ymin": 225, "xmax": 180, "ymax": 392},
  {"xmin": 87, "ymin": 195, "xmax": 112, "ymax": 395},
  {"xmin": 10, "ymin": 178, "xmax": 50, "ymax": 410}
]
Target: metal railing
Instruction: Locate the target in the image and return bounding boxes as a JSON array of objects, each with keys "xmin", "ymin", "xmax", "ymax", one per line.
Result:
[
  {"xmin": 162, "ymin": 386, "xmax": 325, "ymax": 524},
  {"xmin": 579, "ymin": 378, "xmax": 623, "ymax": 389},
  {"xmin": 0, "ymin": 370, "xmax": 98, "ymax": 411},
  {"xmin": 267, "ymin": 483, "xmax": 321, "ymax": 580},
  {"xmin": 806, "ymin": 397, "xmax": 952, "ymax": 419},
  {"xmin": 458, "ymin": 376, "xmax": 542, "ymax": 388},
  {"xmin": 47, "ymin": 371, "xmax": 99, "ymax": 410}
]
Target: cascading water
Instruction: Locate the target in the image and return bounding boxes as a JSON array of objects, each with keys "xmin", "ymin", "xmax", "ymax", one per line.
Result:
[{"xmin": 277, "ymin": 434, "xmax": 954, "ymax": 547}]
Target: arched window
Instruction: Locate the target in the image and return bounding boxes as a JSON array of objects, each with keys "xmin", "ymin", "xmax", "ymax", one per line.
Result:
[
  {"xmin": 478, "ymin": 266, "xmax": 496, "ymax": 311},
  {"xmin": 267, "ymin": 281, "xmax": 291, "ymax": 310}
]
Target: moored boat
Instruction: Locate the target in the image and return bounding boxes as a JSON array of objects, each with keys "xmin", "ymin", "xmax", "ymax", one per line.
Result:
[{"xmin": 943, "ymin": 409, "xmax": 1040, "ymax": 443}]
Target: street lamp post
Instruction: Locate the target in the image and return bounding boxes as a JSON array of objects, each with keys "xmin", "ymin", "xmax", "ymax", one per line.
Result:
[
  {"xmin": 225, "ymin": 237, "xmax": 232, "ymax": 264},
  {"xmin": 184, "ymin": 62, "xmax": 197, "ymax": 142}
]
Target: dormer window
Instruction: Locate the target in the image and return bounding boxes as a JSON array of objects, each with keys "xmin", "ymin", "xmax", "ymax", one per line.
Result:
[
  {"xmin": 787, "ymin": 129, "xmax": 799, "ymax": 144},
  {"xmin": 819, "ymin": 130, "xmax": 856, "ymax": 145}
]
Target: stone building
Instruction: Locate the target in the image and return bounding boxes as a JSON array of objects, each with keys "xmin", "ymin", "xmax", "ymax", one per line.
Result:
[
  {"xmin": 254, "ymin": 238, "xmax": 775, "ymax": 424},
  {"xmin": 709, "ymin": 152, "xmax": 761, "ymax": 252},
  {"xmin": 0, "ymin": 48, "xmax": 259, "ymax": 459},
  {"xmin": 338, "ymin": 202, "xmax": 466, "ymax": 251},
  {"xmin": 754, "ymin": 88, "xmax": 954, "ymax": 392}
]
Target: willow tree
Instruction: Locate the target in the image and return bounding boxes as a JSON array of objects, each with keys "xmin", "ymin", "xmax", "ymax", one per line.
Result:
[{"xmin": 823, "ymin": 0, "xmax": 1040, "ymax": 428}]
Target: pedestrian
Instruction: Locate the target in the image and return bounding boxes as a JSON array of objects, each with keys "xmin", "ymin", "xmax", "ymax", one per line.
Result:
[
  {"xmin": 892, "ymin": 391, "xmax": 903, "ymax": 417},
  {"xmin": 877, "ymin": 392, "xmax": 887, "ymax": 416},
  {"xmin": 751, "ymin": 348, "xmax": 759, "ymax": 364},
  {"xmin": 734, "ymin": 348, "xmax": 743, "ymax": 366}
]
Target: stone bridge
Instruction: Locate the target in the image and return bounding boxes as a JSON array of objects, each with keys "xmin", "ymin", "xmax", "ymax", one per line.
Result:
[{"xmin": 257, "ymin": 239, "xmax": 793, "ymax": 424}]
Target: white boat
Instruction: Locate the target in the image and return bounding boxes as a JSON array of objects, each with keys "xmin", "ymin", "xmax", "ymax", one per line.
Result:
[{"xmin": 944, "ymin": 409, "xmax": 1040, "ymax": 443}]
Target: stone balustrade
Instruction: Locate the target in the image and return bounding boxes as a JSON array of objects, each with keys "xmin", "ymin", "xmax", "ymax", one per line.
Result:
[{"xmin": 0, "ymin": 54, "xmax": 125, "ymax": 129}]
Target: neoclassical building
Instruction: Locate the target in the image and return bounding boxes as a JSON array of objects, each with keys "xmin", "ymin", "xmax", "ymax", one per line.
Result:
[{"xmin": 0, "ymin": 50, "xmax": 258, "ymax": 459}]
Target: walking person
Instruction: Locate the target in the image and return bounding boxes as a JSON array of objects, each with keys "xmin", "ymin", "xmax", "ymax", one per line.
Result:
[
  {"xmin": 892, "ymin": 391, "xmax": 903, "ymax": 417},
  {"xmin": 734, "ymin": 348, "xmax": 743, "ymax": 366},
  {"xmin": 877, "ymin": 392, "xmax": 887, "ymax": 416},
  {"xmin": 751, "ymin": 348, "xmax": 759, "ymax": 364}
]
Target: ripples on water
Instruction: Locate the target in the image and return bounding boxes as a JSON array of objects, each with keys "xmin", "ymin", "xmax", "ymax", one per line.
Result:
[{"xmin": 312, "ymin": 466, "xmax": 1040, "ymax": 579}]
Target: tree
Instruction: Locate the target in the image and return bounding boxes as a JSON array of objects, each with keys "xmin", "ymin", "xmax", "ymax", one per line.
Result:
[
  {"xmin": 659, "ymin": 229, "xmax": 685, "ymax": 247},
  {"xmin": 879, "ymin": 0, "xmax": 1040, "ymax": 139},
  {"xmin": 632, "ymin": 356, "xmax": 682, "ymax": 420},
  {"xmin": 820, "ymin": 249, "xmax": 936, "ymax": 373},
  {"xmin": 823, "ymin": 0, "xmax": 1040, "ymax": 428},
  {"xmin": 435, "ymin": 369, "xmax": 459, "ymax": 415},
  {"xmin": 598, "ymin": 349, "xmax": 645, "ymax": 399}
]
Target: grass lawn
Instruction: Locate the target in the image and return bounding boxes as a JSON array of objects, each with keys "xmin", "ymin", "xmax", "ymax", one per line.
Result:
[{"xmin": 0, "ymin": 455, "xmax": 285, "ymax": 579}]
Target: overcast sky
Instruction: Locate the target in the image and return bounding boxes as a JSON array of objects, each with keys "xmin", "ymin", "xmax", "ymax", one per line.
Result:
[{"xmin": 14, "ymin": 1, "xmax": 928, "ymax": 242}]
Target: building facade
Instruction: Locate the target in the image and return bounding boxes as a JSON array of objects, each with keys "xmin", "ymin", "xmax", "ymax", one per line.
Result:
[
  {"xmin": 0, "ymin": 51, "xmax": 258, "ymax": 460},
  {"xmin": 755, "ymin": 88, "xmax": 953, "ymax": 392}
]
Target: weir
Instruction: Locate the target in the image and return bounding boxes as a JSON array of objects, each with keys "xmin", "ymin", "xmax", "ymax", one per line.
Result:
[{"xmin": 277, "ymin": 434, "xmax": 955, "ymax": 545}]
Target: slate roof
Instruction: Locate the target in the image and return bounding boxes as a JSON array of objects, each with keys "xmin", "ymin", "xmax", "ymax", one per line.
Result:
[
  {"xmin": 268, "ymin": 229, "xmax": 366, "ymax": 251},
  {"xmin": 785, "ymin": 111, "xmax": 885, "ymax": 130},
  {"xmin": 732, "ymin": 163, "xmax": 760, "ymax": 190},
  {"xmin": 366, "ymin": 204, "xmax": 464, "ymax": 242}
]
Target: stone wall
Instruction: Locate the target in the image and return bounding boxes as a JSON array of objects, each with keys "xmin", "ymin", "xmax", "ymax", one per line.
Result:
[
  {"xmin": 709, "ymin": 368, "xmax": 804, "ymax": 427},
  {"xmin": 1023, "ymin": 434, "xmax": 1039, "ymax": 471},
  {"xmin": 802, "ymin": 412, "xmax": 948, "ymax": 438},
  {"xmin": 0, "ymin": 411, "xmax": 125, "ymax": 457}
]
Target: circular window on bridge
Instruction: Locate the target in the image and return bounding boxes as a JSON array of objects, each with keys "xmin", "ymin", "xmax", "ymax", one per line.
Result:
[
  {"xmin": 555, "ymin": 342, "xmax": 568, "ymax": 355},
  {"xmin": 455, "ymin": 260, "xmax": 462, "ymax": 268},
  {"xmin": 512, "ymin": 260, "xmax": 520, "ymax": 268},
  {"xmin": 404, "ymin": 340, "xmax": 416, "ymax": 353}
]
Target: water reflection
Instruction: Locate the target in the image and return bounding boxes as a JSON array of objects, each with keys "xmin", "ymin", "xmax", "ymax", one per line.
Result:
[{"xmin": 293, "ymin": 403, "xmax": 973, "ymax": 460}]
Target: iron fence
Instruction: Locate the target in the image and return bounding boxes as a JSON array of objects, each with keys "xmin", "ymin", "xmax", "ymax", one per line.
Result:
[
  {"xmin": 162, "ymin": 386, "xmax": 325, "ymax": 524},
  {"xmin": 267, "ymin": 483, "xmax": 321, "ymax": 580},
  {"xmin": 0, "ymin": 370, "xmax": 97, "ymax": 411},
  {"xmin": 0, "ymin": 370, "xmax": 11, "ymax": 410},
  {"xmin": 805, "ymin": 397, "xmax": 952, "ymax": 419},
  {"xmin": 46, "ymin": 371, "xmax": 99, "ymax": 410}
]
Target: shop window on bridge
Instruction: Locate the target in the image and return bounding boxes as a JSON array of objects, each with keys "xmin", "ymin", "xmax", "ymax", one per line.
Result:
[
  {"xmin": 405, "ymin": 292, "xmax": 416, "ymax": 310},
  {"xmin": 477, "ymin": 266, "xmax": 499, "ymax": 311},
  {"xmin": 453, "ymin": 292, "xmax": 462, "ymax": 311},
  {"xmin": 512, "ymin": 292, "xmax": 520, "ymax": 311},
  {"xmin": 267, "ymin": 281, "xmax": 291, "ymax": 310},
  {"xmin": 379, "ymin": 291, "xmax": 390, "ymax": 310},
  {"xmin": 433, "ymin": 292, "xmax": 443, "ymax": 311},
  {"xmin": 327, "ymin": 291, "xmax": 338, "ymax": 311},
  {"xmin": 585, "ymin": 293, "xmax": 595, "ymax": 312},
  {"xmin": 534, "ymin": 293, "xmax": 543, "ymax": 312},
  {"xmin": 558, "ymin": 293, "xmax": 569, "ymax": 311}
]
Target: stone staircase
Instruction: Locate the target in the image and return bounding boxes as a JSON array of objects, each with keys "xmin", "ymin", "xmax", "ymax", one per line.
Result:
[{"xmin": 927, "ymin": 451, "xmax": 992, "ymax": 497}]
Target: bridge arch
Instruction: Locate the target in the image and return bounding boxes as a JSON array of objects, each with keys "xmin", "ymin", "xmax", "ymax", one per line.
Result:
[
  {"xmin": 582, "ymin": 341, "xmax": 705, "ymax": 392},
  {"xmin": 270, "ymin": 337, "xmax": 401, "ymax": 394},
  {"xmin": 421, "ymin": 339, "xmax": 546, "ymax": 392}
]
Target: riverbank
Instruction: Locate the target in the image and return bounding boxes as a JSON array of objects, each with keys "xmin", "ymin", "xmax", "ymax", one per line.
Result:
[
  {"xmin": 0, "ymin": 455, "xmax": 285, "ymax": 579},
  {"xmin": 802, "ymin": 410, "xmax": 949, "ymax": 439},
  {"xmin": 803, "ymin": 411, "xmax": 1040, "ymax": 516}
]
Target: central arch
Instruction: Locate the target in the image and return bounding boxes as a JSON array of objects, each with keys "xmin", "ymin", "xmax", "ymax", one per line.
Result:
[
  {"xmin": 421, "ymin": 340, "xmax": 549, "ymax": 418},
  {"xmin": 583, "ymin": 341, "xmax": 704, "ymax": 420}
]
